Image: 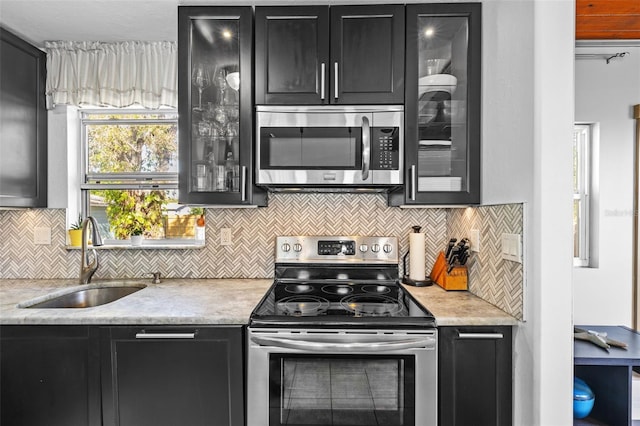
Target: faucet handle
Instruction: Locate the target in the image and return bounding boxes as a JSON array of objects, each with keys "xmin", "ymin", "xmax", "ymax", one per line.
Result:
[{"xmin": 150, "ymin": 272, "xmax": 162, "ymax": 284}]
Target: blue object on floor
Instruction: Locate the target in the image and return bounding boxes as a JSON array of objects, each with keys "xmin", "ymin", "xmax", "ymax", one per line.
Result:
[{"xmin": 574, "ymin": 377, "xmax": 595, "ymax": 419}]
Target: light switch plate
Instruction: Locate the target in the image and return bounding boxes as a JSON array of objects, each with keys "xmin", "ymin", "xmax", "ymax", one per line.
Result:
[
  {"xmin": 33, "ymin": 227, "xmax": 51, "ymax": 245},
  {"xmin": 501, "ymin": 233, "xmax": 522, "ymax": 263},
  {"xmin": 470, "ymin": 229, "xmax": 480, "ymax": 252}
]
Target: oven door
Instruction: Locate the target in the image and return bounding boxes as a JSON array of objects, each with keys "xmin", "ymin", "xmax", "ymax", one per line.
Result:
[{"xmin": 247, "ymin": 329, "xmax": 437, "ymax": 426}]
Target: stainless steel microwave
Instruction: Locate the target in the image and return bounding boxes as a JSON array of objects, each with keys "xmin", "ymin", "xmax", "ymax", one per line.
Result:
[{"xmin": 256, "ymin": 105, "xmax": 403, "ymax": 189}]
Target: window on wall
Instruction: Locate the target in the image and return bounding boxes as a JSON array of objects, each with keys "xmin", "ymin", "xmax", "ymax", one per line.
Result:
[
  {"xmin": 80, "ymin": 110, "xmax": 202, "ymax": 245},
  {"xmin": 573, "ymin": 124, "xmax": 593, "ymax": 267}
]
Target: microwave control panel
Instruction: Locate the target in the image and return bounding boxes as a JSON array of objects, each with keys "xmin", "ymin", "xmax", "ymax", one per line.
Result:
[{"xmin": 371, "ymin": 127, "xmax": 400, "ymax": 170}]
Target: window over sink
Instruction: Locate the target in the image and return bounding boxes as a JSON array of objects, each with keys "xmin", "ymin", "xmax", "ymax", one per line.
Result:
[{"xmin": 78, "ymin": 110, "xmax": 204, "ymax": 247}]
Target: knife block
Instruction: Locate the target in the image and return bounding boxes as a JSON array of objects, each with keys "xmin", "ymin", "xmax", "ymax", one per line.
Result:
[{"xmin": 430, "ymin": 251, "xmax": 468, "ymax": 291}]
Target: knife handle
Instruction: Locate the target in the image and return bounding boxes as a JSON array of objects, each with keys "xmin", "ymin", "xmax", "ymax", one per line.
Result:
[{"xmin": 445, "ymin": 243, "xmax": 454, "ymax": 258}]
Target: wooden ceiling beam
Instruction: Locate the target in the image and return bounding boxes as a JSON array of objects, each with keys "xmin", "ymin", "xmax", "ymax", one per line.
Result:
[{"xmin": 576, "ymin": 0, "xmax": 640, "ymax": 40}]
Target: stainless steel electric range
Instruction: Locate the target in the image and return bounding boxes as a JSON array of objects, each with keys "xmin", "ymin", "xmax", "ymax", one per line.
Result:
[{"xmin": 247, "ymin": 236, "xmax": 437, "ymax": 426}]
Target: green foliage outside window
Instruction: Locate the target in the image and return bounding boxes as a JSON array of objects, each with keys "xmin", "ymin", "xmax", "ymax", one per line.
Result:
[
  {"xmin": 102, "ymin": 190, "xmax": 166, "ymax": 239},
  {"xmin": 86, "ymin": 113, "xmax": 177, "ymax": 239}
]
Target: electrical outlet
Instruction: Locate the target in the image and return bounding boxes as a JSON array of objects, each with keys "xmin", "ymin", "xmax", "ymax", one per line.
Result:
[
  {"xmin": 220, "ymin": 228, "xmax": 232, "ymax": 246},
  {"xmin": 470, "ymin": 229, "xmax": 480, "ymax": 252},
  {"xmin": 33, "ymin": 227, "xmax": 51, "ymax": 245}
]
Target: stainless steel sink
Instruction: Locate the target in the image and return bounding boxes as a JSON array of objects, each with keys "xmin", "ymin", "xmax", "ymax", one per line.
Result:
[{"xmin": 22, "ymin": 284, "xmax": 146, "ymax": 309}]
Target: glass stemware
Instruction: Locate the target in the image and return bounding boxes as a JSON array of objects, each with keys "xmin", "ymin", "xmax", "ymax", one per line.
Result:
[
  {"xmin": 214, "ymin": 67, "xmax": 228, "ymax": 105},
  {"xmin": 192, "ymin": 64, "xmax": 211, "ymax": 111}
]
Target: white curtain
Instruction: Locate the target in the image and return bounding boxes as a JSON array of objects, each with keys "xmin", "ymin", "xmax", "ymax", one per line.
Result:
[{"xmin": 45, "ymin": 41, "xmax": 177, "ymax": 109}]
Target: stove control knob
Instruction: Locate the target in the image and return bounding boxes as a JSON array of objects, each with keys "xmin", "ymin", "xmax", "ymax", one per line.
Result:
[
  {"xmin": 383, "ymin": 244, "xmax": 393, "ymax": 254},
  {"xmin": 371, "ymin": 243, "xmax": 380, "ymax": 253},
  {"xmin": 359, "ymin": 244, "xmax": 368, "ymax": 252},
  {"xmin": 293, "ymin": 243, "xmax": 302, "ymax": 252},
  {"xmin": 281, "ymin": 243, "xmax": 291, "ymax": 252}
]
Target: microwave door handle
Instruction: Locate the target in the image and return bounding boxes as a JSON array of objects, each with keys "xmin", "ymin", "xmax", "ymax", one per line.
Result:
[
  {"xmin": 361, "ymin": 116, "xmax": 370, "ymax": 181},
  {"xmin": 250, "ymin": 335, "xmax": 431, "ymax": 352}
]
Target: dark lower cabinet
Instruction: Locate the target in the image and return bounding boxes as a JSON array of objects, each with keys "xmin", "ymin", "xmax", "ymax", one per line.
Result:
[
  {"xmin": 0, "ymin": 326, "xmax": 101, "ymax": 426},
  {"xmin": 100, "ymin": 326, "xmax": 245, "ymax": 426},
  {"xmin": 438, "ymin": 326, "xmax": 513, "ymax": 426}
]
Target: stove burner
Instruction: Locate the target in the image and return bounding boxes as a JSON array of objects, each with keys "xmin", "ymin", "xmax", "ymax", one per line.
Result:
[
  {"xmin": 362, "ymin": 285, "xmax": 391, "ymax": 294},
  {"xmin": 278, "ymin": 295, "xmax": 330, "ymax": 317},
  {"xmin": 340, "ymin": 294, "xmax": 405, "ymax": 317},
  {"xmin": 284, "ymin": 284, "xmax": 314, "ymax": 294},
  {"xmin": 321, "ymin": 284, "xmax": 354, "ymax": 296}
]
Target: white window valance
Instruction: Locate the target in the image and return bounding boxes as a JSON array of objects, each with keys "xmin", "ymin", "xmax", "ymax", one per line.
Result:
[{"xmin": 45, "ymin": 41, "xmax": 177, "ymax": 109}]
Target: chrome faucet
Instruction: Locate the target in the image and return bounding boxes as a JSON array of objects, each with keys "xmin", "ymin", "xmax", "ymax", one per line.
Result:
[{"xmin": 79, "ymin": 216, "xmax": 103, "ymax": 284}]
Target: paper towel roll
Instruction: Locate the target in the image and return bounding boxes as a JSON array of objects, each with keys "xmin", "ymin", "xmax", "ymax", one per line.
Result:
[{"xmin": 409, "ymin": 232, "xmax": 426, "ymax": 280}]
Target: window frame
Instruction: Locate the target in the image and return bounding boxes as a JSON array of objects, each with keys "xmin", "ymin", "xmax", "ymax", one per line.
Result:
[
  {"xmin": 573, "ymin": 123, "xmax": 593, "ymax": 267},
  {"xmin": 78, "ymin": 109, "xmax": 201, "ymax": 247}
]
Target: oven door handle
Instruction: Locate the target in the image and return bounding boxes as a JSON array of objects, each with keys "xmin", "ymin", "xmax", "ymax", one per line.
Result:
[{"xmin": 250, "ymin": 335, "xmax": 432, "ymax": 352}]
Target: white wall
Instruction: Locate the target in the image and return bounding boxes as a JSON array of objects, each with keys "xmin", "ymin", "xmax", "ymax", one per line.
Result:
[
  {"xmin": 483, "ymin": 1, "xmax": 574, "ymax": 424},
  {"xmin": 481, "ymin": 0, "xmax": 534, "ymax": 206},
  {"xmin": 574, "ymin": 43, "xmax": 640, "ymax": 326},
  {"xmin": 47, "ymin": 105, "xmax": 81, "ymax": 227}
]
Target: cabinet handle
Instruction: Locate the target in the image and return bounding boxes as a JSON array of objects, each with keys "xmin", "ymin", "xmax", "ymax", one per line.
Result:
[
  {"xmin": 334, "ymin": 62, "xmax": 339, "ymax": 99},
  {"xmin": 410, "ymin": 165, "xmax": 416, "ymax": 201},
  {"xmin": 457, "ymin": 332, "xmax": 504, "ymax": 340},
  {"xmin": 320, "ymin": 62, "xmax": 326, "ymax": 101},
  {"xmin": 241, "ymin": 166, "xmax": 247, "ymax": 202},
  {"xmin": 135, "ymin": 332, "xmax": 196, "ymax": 339}
]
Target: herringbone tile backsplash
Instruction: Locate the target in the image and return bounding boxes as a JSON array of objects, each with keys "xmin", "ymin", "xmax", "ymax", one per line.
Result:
[
  {"xmin": 447, "ymin": 204, "xmax": 524, "ymax": 319},
  {"xmin": 0, "ymin": 194, "xmax": 523, "ymax": 319}
]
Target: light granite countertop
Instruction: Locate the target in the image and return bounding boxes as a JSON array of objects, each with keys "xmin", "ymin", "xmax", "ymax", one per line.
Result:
[
  {"xmin": 0, "ymin": 278, "xmax": 518, "ymax": 326},
  {"xmin": 402, "ymin": 284, "xmax": 518, "ymax": 326}
]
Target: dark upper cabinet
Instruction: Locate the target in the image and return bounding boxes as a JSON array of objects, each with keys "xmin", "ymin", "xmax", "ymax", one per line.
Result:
[
  {"xmin": 100, "ymin": 326, "xmax": 245, "ymax": 426},
  {"xmin": 178, "ymin": 6, "xmax": 266, "ymax": 206},
  {"xmin": 389, "ymin": 3, "xmax": 481, "ymax": 206},
  {"xmin": 255, "ymin": 5, "xmax": 404, "ymax": 105},
  {"xmin": 0, "ymin": 326, "xmax": 101, "ymax": 426},
  {"xmin": 0, "ymin": 28, "xmax": 47, "ymax": 208},
  {"xmin": 255, "ymin": 6, "xmax": 328, "ymax": 105},
  {"xmin": 438, "ymin": 326, "xmax": 513, "ymax": 426}
]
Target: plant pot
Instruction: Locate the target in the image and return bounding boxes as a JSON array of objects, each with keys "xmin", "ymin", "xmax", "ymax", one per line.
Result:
[
  {"xmin": 130, "ymin": 235, "xmax": 144, "ymax": 246},
  {"xmin": 68, "ymin": 229, "xmax": 83, "ymax": 247}
]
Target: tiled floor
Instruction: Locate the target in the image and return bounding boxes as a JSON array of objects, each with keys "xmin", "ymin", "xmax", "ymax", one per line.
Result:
[{"xmin": 281, "ymin": 359, "xmax": 405, "ymax": 425}]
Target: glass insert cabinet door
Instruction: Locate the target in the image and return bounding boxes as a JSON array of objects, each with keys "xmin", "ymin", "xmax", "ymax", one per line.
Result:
[
  {"xmin": 178, "ymin": 7, "xmax": 265, "ymax": 205},
  {"xmin": 393, "ymin": 4, "xmax": 480, "ymax": 206}
]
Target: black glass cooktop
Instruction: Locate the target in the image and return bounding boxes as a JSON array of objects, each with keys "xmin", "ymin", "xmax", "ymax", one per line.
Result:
[{"xmin": 250, "ymin": 276, "xmax": 436, "ymax": 328}]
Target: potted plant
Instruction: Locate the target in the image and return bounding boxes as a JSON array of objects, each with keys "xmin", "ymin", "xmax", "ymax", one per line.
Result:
[
  {"xmin": 192, "ymin": 207, "xmax": 205, "ymax": 240},
  {"xmin": 68, "ymin": 214, "xmax": 84, "ymax": 247},
  {"xmin": 126, "ymin": 213, "xmax": 146, "ymax": 246},
  {"xmin": 130, "ymin": 226, "xmax": 144, "ymax": 246},
  {"xmin": 129, "ymin": 221, "xmax": 144, "ymax": 246}
]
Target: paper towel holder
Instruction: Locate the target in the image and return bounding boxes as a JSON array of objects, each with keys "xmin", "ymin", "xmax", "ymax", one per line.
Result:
[{"xmin": 401, "ymin": 226, "xmax": 433, "ymax": 287}]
